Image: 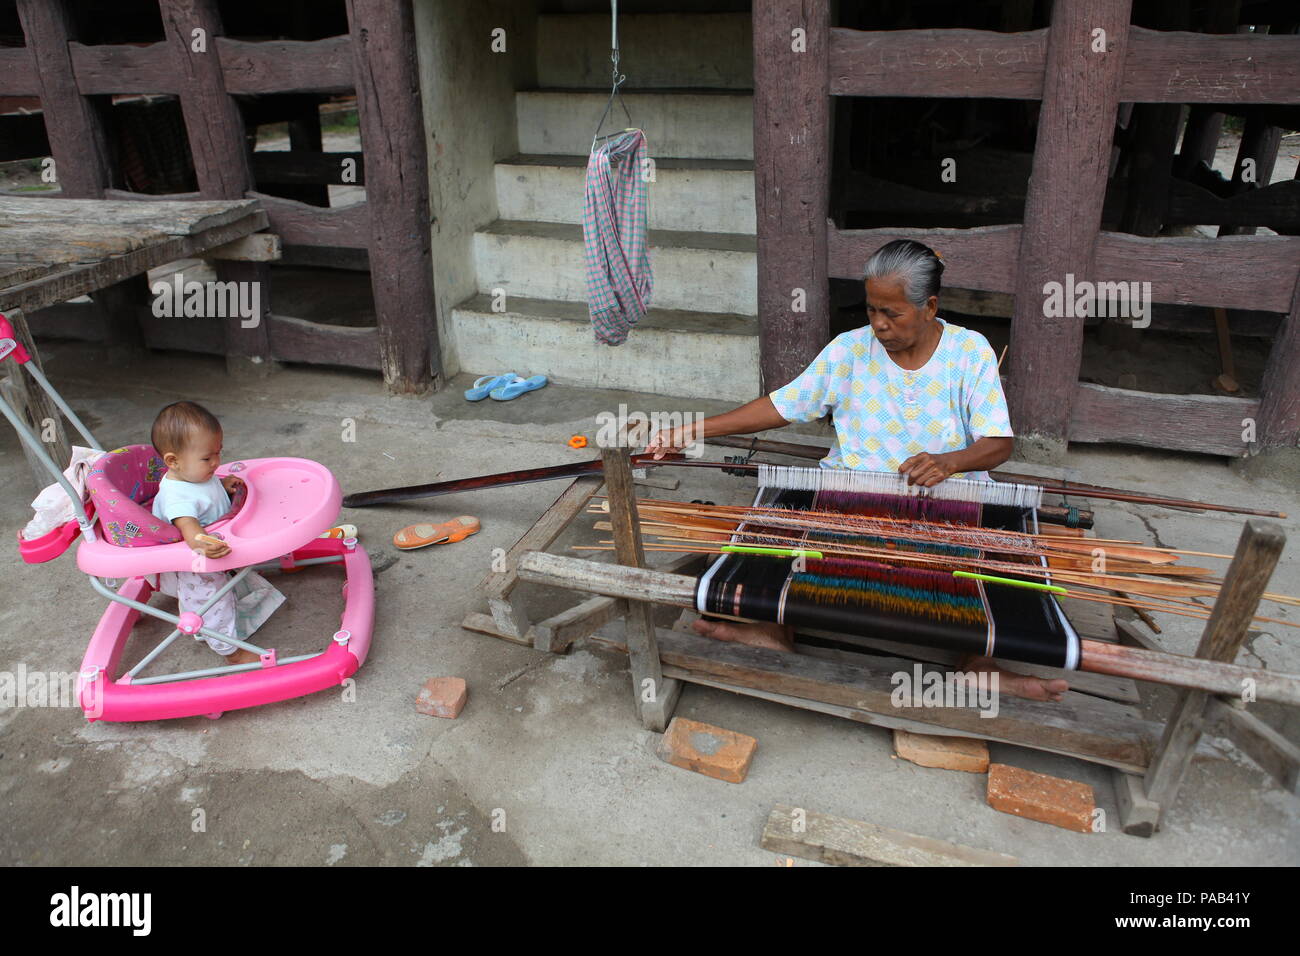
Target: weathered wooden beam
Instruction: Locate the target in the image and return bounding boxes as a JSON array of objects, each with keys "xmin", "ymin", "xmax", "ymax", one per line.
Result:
[
  {"xmin": 1144, "ymin": 521, "xmax": 1286, "ymax": 827},
  {"xmin": 265, "ymin": 314, "xmax": 380, "ymax": 370},
  {"xmin": 1068, "ymin": 383, "xmax": 1255, "ymax": 457},
  {"xmin": 1205, "ymin": 698, "xmax": 1300, "ymax": 795},
  {"xmin": 1122, "ymin": 27, "xmax": 1300, "ymax": 103},
  {"xmin": 345, "ymin": 0, "xmax": 437, "ymax": 393},
  {"xmin": 201, "ymin": 233, "xmax": 281, "ymax": 262},
  {"xmin": 247, "ymin": 192, "xmax": 370, "ymax": 249},
  {"xmin": 761, "ymin": 804, "xmax": 1018, "ymax": 867},
  {"xmin": 64, "ymin": 36, "xmax": 354, "ymax": 97},
  {"xmin": 0, "ymin": 48, "xmax": 40, "ymax": 97},
  {"xmin": 67, "ymin": 42, "xmax": 175, "ymax": 95},
  {"xmin": 1007, "ymin": 0, "xmax": 1133, "ymax": 454},
  {"xmin": 1255, "ymin": 275, "xmax": 1300, "ymax": 449},
  {"xmin": 828, "ymin": 224, "xmax": 1021, "ymax": 294},
  {"xmin": 218, "ymin": 36, "xmax": 353, "ymax": 95},
  {"xmin": 1093, "ymin": 233, "xmax": 1300, "ymax": 313},
  {"xmin": 15, "ymin": 0, "xmax": 113, "ymax": 198},
  {"xmin": 160, "ymin": 0, "xmax": 253, "ymax": 201},
  {"xmin": 829, "ymin": 27, "xmax": 1048, "ymax": 99},
  {"xmin": 753, "ymin": 0, "xmax": 830, "ymax": 393}
]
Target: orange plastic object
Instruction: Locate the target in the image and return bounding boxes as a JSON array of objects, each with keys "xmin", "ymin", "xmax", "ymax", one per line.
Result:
[{"xmin": 568, "ymin": 435, "xmax": 588, "ymax": 449}]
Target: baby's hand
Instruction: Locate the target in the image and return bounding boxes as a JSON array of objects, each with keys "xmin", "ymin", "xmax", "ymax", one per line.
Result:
[
  {"xmin": 191, "ymin": 533, "xmax": 231, "ymax": 559},
  {"xmin": 221, "ymin": 476, "xmax": 245, "ymax": 496}
]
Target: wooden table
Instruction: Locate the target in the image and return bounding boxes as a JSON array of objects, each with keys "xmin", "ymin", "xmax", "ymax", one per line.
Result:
[{"xmin": 0, "ymin": 196, "xmax": 268, "ymax": 486}]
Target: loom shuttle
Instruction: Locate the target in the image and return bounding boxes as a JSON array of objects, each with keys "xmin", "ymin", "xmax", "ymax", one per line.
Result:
[
  {"xmin": 954, "ymin": 570, "xmax": 1066, "ymax": 595},
  {"xmin": 722, "ymin": 545, "xmax": 824, "ymax": 559}
]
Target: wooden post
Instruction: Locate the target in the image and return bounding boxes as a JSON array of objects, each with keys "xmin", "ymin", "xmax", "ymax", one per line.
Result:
[
  {"xmin": 1006, "ymin": 0, "xmax": 1132, "ymax": 460},
  {"xmin": 600, "ymin": 445, "xmax": 680, "ymax": 732},
  {"xmin": 160, "ymin": 0, "xmax": 278, "ymax": 379},
  {"xmin": 346, "ymin": 0, "xmax": 439, "ymax": 394},
  {"xmin": 1171, "ymin": 2, "xmax": 1240, "ymax": 178},
  {"xmin": 1143, "ymin": 521, "xmax": 1286, "ymax": 827},
  {"xmin": 752, "ymin": 0, "xmax": 830, "ymax": 393},
  {"xmin": 1254, "ymin": 275, "xmax": 1300, "ymax": 450}
]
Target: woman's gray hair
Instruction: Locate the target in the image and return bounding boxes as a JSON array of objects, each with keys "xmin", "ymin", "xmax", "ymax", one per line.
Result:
[{"xmin": 863, "ymin": 239, "xmax": 944, "ymax": 308}]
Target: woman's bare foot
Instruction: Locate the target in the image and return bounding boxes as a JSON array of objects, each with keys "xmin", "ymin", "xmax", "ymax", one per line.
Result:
[
  {"xmin": 692, "ymin": 618, "xmax": 796, "ymax": 653},
  {"xmin": 224, "ymin": 648, "xmax": 261, "ymax": 666},
  {"xmin": 962, "ymin": 655, "xmax": 1068, "ymax": 702}
]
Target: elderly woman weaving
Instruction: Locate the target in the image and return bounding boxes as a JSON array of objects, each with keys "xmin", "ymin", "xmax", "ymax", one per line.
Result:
[{"xmin": 646, "ymin": 239, "xmax": 1068, "ymax": 702}]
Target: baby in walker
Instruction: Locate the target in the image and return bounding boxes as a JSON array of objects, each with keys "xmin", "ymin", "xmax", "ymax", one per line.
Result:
[{"xmin": 149, "ymin": 401, "xmax": 284, "ymax": 665}]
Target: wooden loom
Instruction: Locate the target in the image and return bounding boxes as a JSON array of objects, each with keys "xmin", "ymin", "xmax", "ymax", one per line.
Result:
[{"xmin": 462, "ymin": 446, "xmax": 1299, "ymax": 836}]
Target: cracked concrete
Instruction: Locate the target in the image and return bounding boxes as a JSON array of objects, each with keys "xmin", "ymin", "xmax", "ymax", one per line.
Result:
[{"xmin": 1, "ymin": 341, "xmax": 1298, "ymax": 866}]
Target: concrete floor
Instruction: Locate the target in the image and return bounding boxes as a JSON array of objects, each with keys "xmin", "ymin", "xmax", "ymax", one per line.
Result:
[{"xmin": 1, "ymin": 341, "xmax": 1297, "ymax": 866}]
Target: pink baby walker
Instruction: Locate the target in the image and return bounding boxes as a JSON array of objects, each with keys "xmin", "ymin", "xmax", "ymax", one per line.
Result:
[{"xmin": 1, "ymin": 314, "xmax": 375, "ymax": 722}]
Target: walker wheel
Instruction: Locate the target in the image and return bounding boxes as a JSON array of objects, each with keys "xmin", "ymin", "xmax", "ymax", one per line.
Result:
[{"xmin": 204, "ymin": 712, "xmax": 224, "ymax": 720}]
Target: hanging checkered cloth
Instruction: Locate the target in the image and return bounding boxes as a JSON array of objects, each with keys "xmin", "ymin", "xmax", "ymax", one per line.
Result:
[{"xmin": 583, "ymin": 129, "xmax": 652, "ymax": 345}]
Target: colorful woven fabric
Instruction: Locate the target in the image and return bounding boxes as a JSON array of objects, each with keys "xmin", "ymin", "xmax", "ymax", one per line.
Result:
[{"xmin": 583, "ymin": 129, "xmax": 652, "ymax": 345}]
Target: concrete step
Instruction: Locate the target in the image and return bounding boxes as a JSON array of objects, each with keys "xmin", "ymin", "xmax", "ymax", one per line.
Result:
[
  {"xmin": 516, "ymin": 90, "xmax": 753, "ymax": 159},
  {"xmin": 537, "ymin": 13, "xmax": 752, "ymax": 89},
  {"xmin": 496, "ymin": 154, "xmax": 755, "ymax": 235},
  {"xmin": 451, "ymin": 293, "xmax": 759, "ymax": 402},
  {"xmin": 473, "ymin": 219, "xmax": 757, "ymax": 315}
]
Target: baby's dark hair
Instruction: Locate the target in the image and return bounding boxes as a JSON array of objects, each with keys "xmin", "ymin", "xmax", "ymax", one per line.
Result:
[{"xmin": 151, "ymin": 401, "xmax": 222, "ymax": 456}]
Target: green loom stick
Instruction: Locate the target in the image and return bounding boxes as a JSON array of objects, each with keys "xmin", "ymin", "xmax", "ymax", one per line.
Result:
[
  {"xmin": 953, "ymin": 570, "xmax": 1067, "ymax": 595},
  {"xmin": 722, "ymin": 545, "xmax": 824, "ymax": 559}
]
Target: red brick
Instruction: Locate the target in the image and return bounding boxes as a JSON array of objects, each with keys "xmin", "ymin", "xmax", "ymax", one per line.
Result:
[
  {"xmin": 656, "ymin": 717, "xmax": 756, "ymax": 783},
  {"xmin": 987, "ymin": 763, "xmax": 1095, "ymax": 833},
  {"xmin": 416, "ymin": 677, "xmax": 467, "ymax": 718},
  {"xmin": 893, "ymin": 729, "xmax": 989, "ymax": 773}
]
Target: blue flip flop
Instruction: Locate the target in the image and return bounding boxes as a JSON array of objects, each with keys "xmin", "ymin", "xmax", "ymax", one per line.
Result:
[
  {"xmin": 465, "ymin": 372, "xmax": 516, "ymax": 402},
  {"xmin": 490, "ymin": 374, "xmax": 549, "ymax": 401}
]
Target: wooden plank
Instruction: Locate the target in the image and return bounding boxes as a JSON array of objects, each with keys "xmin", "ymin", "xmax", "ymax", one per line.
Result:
[
  {"xmin": 1068, "ymin": 383, "xmax": 1256, "ymax": 457},
  {"xmin": 266, "ymin": 313, "xmax": 380, "ymax": 370},
  {"xmin": 219, "ymin": 36, "xmax": 354, "ymax": 95},
  {"xmin": 1166, "ymin": 178, "xmax": 1300, "ymax": 231},
  {"xmin": 753, "ymin": 0, "xmax": 830, "ymax": 393},
  {"xmin": 828, "ymin": 224, "xmax": 1021, "ymax": 294},
  {"xmin": 67, "ymin": 42, "xmax": 176, "ymax": 95},
  {"xmin": 829, "ymin": 27, "xmax": 1047, "ymax": 99},
  {"xmin": 602, "ymin": 447, "xmax": 678, "ymax": 731},
  {"xmin": 0, "ymin": 195, "xmax": 262, "ymax": 232},
  {"xmin": 761, "ymin": 804, "xmax": 1018, "ymax": 867},
  {"xmin": 202, "ymin": 233, "xmax": 281, "ymax": 262},
  {"xmin": 1122, "ymin": 27, "xmax": 1300, "ymax": 104},
  {"xmin": 1093, "ymin": 233, "xmax": 1300, "ymax": 313},
  {"xmin": 0, "ymin": 211, "xmax": 267, "ymax": 313},
  {"xmin": 1144, "ymin": 521, "xmax": 1286, "ymax": 822},
  {"xmin": 15, "ymin": 1, "xmax": 113, "ymax": 199},
  {"xmin": 0, "ymin": 47, "xmax": 40, "ymax": 97},
  {"xmin": 460, "ymin": 610, "xmax": 534, "ymax": 648},
  {"xmin": 1006, "ymin": 0, "xmax": 1133, "ymax": 448},
  {"xmin": 248, "ymin": 192, "xmax": 370, "ymax": 249},
  {"xmin": 1255, "ymin": 276, "xmax": 1300, "ymax": 449},
  {"xmin": 346, "ymin": 0, "xmax": 438, "ymax": 393}
]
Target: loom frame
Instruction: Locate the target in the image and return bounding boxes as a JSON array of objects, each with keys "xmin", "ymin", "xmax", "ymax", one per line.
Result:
[{"xmin": 462, "ymin": 446, "xmax": 1296, "ymax": 837}]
